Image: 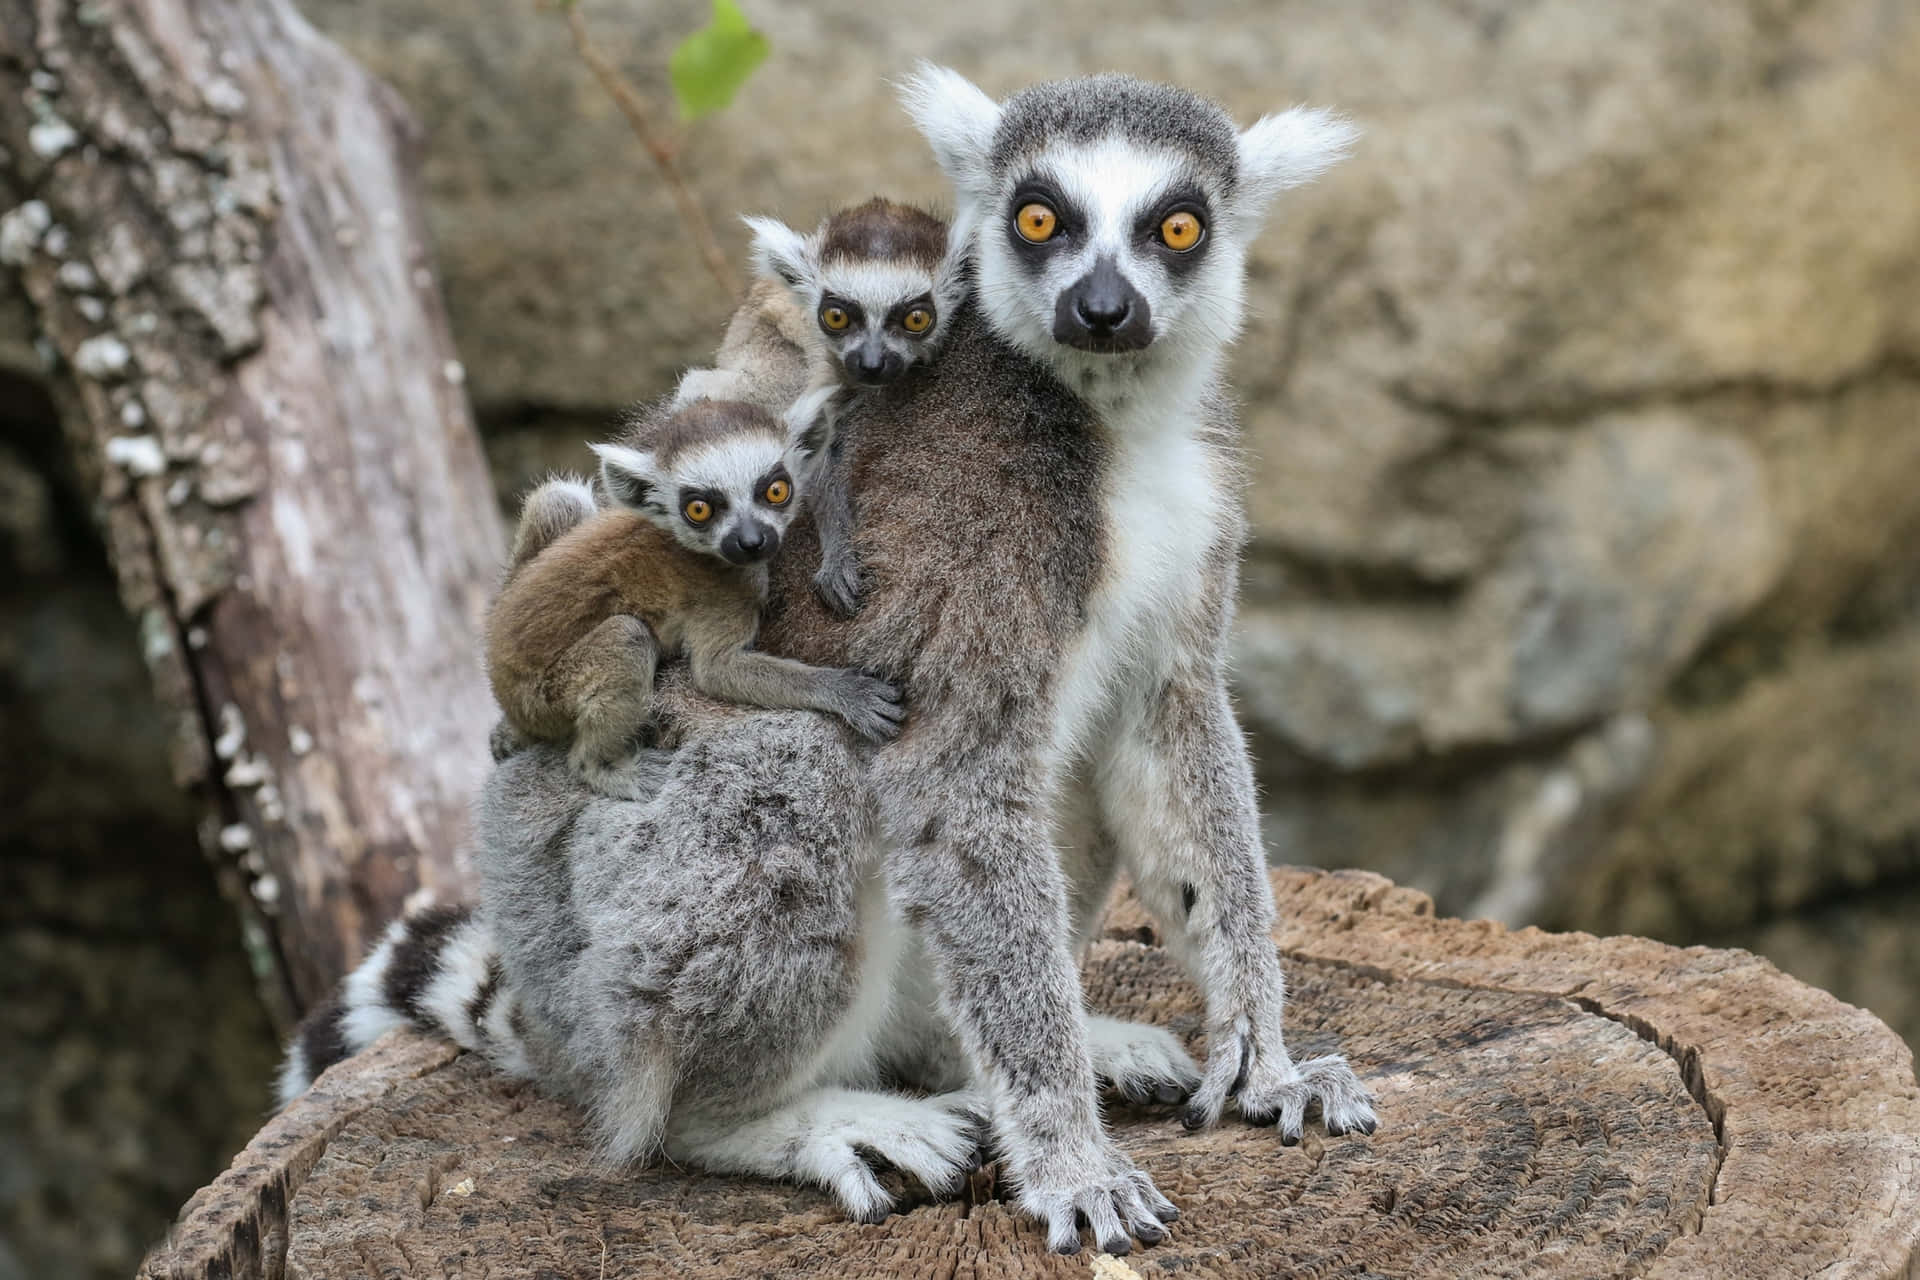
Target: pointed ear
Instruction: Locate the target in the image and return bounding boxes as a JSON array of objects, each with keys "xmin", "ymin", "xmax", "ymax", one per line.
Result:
[
  {"xmin": 590, "ymin": 442, "xmax": 660, "ymax": 511},
  {"xmin": 897, "ymin": 62, "xmax": 1001, "ymax": 198},
  {"xmin": 744, "ymin": 215, "xmax": 815, "ymax": 289},
  {"xmin": 1235, "ymin": 107, "xmax": 1360, "ymax": 214},
  {"xmin": 782, "ymin": 384, "xmax": 840, "ymax": 462}
]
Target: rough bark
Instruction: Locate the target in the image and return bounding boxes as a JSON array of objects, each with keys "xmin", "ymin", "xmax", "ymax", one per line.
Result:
[
  {"xmin": 140, "ymin": 868, "xmax": 1920, "ymax": 1280},
  {"xmin": 0, "ymin": 0, "xmax": 505, "ymax": 1019}
]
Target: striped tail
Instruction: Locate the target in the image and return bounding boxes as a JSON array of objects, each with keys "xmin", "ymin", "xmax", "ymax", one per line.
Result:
[{"xmin": 274, "ymin": 905, "xmax": 532, "ymax": 1107}]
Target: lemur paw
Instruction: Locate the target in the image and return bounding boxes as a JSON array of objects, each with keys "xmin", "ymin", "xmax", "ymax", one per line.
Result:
[
  {"xmin": 1020, "ymin": 1149, "xmax": 1179, "ymax": 1256},
  {"xmin": 812, "ymin": 558, "xmax": 866, "ymax": 618},
  {"xmin": 820, "ymin": 1092, "xmax": 986, "ymax": 1220},
  {"xmin": 488, "ymin": 719, "xmax": 528, "ymax": 763},
  {"xmin": 1088, "ymin": 1015, "xmax": 1202, "ymax": 1106},
  {"xmin": 576, "ymin": 748, "xmax": 676, "ymax": 802},
  {"xmin": 1183, "ymin": 1029, "xmax": 1377, "ymax": 1141},
  {"xmin": 834, "ymin": 671, "xmax": 905, "ymax": 742}
]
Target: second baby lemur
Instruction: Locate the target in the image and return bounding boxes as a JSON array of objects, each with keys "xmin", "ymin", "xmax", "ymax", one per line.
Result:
[
  {"xmin": 487, "ymin": 393, "xmax": 904, "ymax": 800},
  {"xmin": 676, "ymin": 197, "xmax": 962, "ymax": 615}
]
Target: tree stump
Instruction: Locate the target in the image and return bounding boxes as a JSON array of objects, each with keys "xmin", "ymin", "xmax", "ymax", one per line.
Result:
[{"xmin": 140, "ymin": 868, "xmax": 1920, "ymax": 1279}]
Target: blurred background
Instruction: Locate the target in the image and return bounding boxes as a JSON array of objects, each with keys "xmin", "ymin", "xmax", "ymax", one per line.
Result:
[{"xmin": 3, "ymin": 2, "xmax": 1916, "ymax": 1276}]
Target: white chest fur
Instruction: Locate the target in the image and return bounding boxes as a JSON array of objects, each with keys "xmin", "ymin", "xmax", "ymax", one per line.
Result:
[{"xmin": 1049, "ymin": 395, "xmax": 1224, "ymax": 766}]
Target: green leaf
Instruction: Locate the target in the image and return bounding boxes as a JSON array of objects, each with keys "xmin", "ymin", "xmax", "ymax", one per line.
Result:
[{"xmin": 669, "ymin": 0, "xmax": 770, "ymax": 121}]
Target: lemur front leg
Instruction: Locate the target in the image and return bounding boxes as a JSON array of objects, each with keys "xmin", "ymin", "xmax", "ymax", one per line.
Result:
[
  {"xmin": 1093, "ymin": 672, "xmax": 1377, "ymax": 1142},
  {"xmin": 690, "ymin": 638, "xmax": 904, "ymax": 742},
  {"xmin": 873, "ymin": 739, "xmax": 1179, "ymax": 1255},
  {"xmin": 810, "ymin": 426, "xmax": 866, "ymax": 618}
]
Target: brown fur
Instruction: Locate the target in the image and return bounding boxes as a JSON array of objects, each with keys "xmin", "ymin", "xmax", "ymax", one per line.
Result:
[
  {"xmin": 488, "ymin": 510, "xmax": 758, "ymax": 744},
  {"xmin": 820, "ymin": 197, "xmax": 947, "ymax": 270}
]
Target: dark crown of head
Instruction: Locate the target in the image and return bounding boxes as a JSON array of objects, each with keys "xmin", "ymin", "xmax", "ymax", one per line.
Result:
[{"xmin": 819, "ymin": 197, "xmax": 947, "ymax": 270}]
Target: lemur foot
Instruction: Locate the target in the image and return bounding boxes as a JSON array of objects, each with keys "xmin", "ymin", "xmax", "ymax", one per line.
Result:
[
  {"xmin": 488, "ymin": 719, "xmax": 528, "ymax": 763},
  {"xmin": 1183, "ymin": 1029, "xmax": 1377, "ymax": 1141},
  {"xmin": 1088, "ymin": 1015, "xmax": 1202, "ymax": 1106},
  {"xmin": 832, "ymin": 671, "xmax": 905, "ymax": 742},
  {"xmin": 819, "ymin": 1091, "xmax": 986, "ymax": 1221},
  {"xmin": 1021, "ymin": 1147, "xmax": 1179, "ymax": 1256},
  {"xmin": 812, "ymin": 557, "xmax": 866, "ymax": 618},
  {"xmin": 576, "ymin": 747, "xmax": 677, "ymax": 802}
]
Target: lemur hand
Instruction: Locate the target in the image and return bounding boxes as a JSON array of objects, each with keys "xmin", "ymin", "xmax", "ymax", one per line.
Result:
[
  {"xmin": 1017, "ymin": 1139, "xmax": 1180, "ymax": 1256},
  {"xmin": 1183, "ymin": 1019, "xmax": 1377, "ymax": 1143},
  {"xmin": 812, "ymin": 554, "xmax": 866, "ymax": 619},
  {"xmin": 831, "ymin": 671, "xmax": 905, "ymax": 741}
]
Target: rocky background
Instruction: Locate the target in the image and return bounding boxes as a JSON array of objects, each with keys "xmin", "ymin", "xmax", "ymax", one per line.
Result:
[{"xmin": 4, "ymin": 1, "xmax": 1917, "ymax": 1276}]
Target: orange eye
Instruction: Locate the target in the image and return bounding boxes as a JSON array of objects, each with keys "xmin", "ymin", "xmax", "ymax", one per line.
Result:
[
  {"xmin": 1015, "ymin": 202, "xmax": 1058, "ymax": 243},
  {"xmin": 683, "ymin": 498, "xmax": 712, "ymax": 524},
  {"xmin": 764, "ymin": 478, "xmax": 790, "ymax": 506},
  {"xmin": 820, "ymin": 304, "xmax": 851, "ymax": 332},
  {"xmin": 1159, "ymin": 211, "xmax": 1203, "ymax": 251},
  {"xmin": 901, "ymin": 307, "xmax": 933, "ymax": 335}
]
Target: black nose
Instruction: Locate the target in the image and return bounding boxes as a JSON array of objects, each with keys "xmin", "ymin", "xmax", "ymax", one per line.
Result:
[
  {"xmin": 846, "ymin": 345, "xmax": 901, "ymax": 386},
  {"xmin": 1075, "ymin": 292, "xmax": 1131, "ymax": 330},
  {"xmin": 719, "ymin": 522, "xmax": 779, "ymax": 565},
  {"xmin": 1054, "ymin": 255, "xmax": 1154, "ymax": 353}
]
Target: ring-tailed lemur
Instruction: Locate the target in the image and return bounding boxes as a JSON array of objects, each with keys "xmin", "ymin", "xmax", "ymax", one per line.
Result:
[
  {"xmin": 677, "ymin": 198, "xmax": 962, "ymax": 615},
  {"xmin": 486, "ymin": 395, "xmax": 903, "ymax": 799},
  {"xmin": 280, "ymin": 67, "xmax": 1370, "ymax": 1256}
]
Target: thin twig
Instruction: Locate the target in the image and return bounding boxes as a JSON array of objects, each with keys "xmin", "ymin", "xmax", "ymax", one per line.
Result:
[{"xmin": 563, "ymin": 4, "xmax": 742, "ymax": 300}]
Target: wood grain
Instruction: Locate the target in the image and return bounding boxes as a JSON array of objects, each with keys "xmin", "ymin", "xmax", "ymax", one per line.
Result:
[
  {"xmin": 141, "ymin": 868, "xmax": 1920, "ymax": 1279},
  {"xmin": 0, "ymin": 0, "xmax": 505, "ymax": 1016}
]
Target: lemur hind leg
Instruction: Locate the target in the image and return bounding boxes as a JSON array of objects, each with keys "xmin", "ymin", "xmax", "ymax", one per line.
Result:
[
  {"xmin": 509, "ymin": 475, "xmax": 597, "ymax": 572},
  {"xmin": 550, "ymin": 614, "xmax": 663, "ymax": 800},
  {"xmin": 1093, "ymin": 674, "xmax": 1376, "ymax": 1142},
  {"xmin": 1056, "ymin": 774, "xmax": 1203, "ymax": 1107},
  {"xmin": 668, "ymin": 1087, "xmax": 988, "ymax": 1223}
]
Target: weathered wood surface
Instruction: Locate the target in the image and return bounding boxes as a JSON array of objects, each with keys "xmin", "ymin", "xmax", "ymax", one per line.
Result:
[
  {"xmin": 141, "ymin": 868, "xmax": 1920, "ymax": 1279},
  {"xmin": 0, "ymin": 0, "xmax": 505, "ymax": 1017}
]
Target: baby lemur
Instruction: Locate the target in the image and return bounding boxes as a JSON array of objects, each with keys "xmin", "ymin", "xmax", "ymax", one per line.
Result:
[
  {"xmin": 487, "ymin": 394, "xmax": 903, "ymax": 799},
  {"xmin": 677, "ymin": 197, "xmax": 961, "ymax": 616}
]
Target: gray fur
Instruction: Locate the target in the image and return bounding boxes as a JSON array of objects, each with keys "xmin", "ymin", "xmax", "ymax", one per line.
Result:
[
  {"xmin": 991, "ymin": 74, "xmax": 1242, "ymax": 190},
  {"xmin": 280, "ymin": 66, "xmax": 1369, "ymax": 1251}
]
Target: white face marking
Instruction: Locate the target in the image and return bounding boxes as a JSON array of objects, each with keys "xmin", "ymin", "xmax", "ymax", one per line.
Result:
[
  {"xmin": 664, "ymin": 434, "xmax": 803, "ymax": 559},
  {"xmin": 971, "ymin": 136, "xmax": 1252, "ymax": 411},
  {"xmin": 803, "ymin": 258, "xmax": 949, "ymax": 385},
  {"xmin": 815, "ymin": 259, "xmax": 938, "ymax": 316}
]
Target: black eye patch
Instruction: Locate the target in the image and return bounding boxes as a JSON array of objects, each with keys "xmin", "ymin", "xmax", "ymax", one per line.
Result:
[
  {"xmin": 1135, "ymin": 187, "xmax": 1213, "ymax": 275},
  {"xmin": 887, "ymin": 294, "xmax": 937, "ymax": 336},
  {"xmin": 677, "ymin": 487, "xmax": 726, "ymax": 525},
  {"xmin": 1005, "ymin": 177, "xmax": 1084, "ymax": 268}
]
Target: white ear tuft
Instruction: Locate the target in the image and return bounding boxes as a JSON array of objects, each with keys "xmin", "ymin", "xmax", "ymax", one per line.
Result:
[
  {"xmin": 1235, "ymin": 107, "xmax": 1360, "ymax": 212},
  {"xmin": 896, "ymin": 62, "xmax": 1001, "ymax": 197},
  {"xmin": 743, "ymin": 215, "xmax": 815, "ymax": 289},
  {"xmin": 782, "ymin": 383, "xmax": 841, "ymax": 461},
  {"xmin": 590, "ymin": 442, "xmax": 659, "ymax": 511}
]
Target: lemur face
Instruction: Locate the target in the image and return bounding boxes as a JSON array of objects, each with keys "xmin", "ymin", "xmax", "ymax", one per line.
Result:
[
  {"xmin": 990, "ymin": 136, "xmax": 1228, "ymax": 359},
  {"xmin": 901, "ymin": 66, "xmax": 1357, "ymax": 378},
  {"xmin": 811, "ymin": 257, "xmax": 941, "ymax": 386},
  {"xmin": 746, "ymin": 198, "xmax": 959, "ymax": 388},
  {"xmin": 593, "ymin": 391, "xmax": 833, "ymax": 567}
]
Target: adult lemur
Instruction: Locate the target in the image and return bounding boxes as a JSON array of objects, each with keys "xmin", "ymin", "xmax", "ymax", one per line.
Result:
[{"xmin": 280, "ymin": 67, "xmax": 1370, "ymax": 1256}]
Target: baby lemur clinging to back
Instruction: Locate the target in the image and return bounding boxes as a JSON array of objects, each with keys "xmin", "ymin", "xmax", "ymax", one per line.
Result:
[
  {"xmin": 676, "ymin": 197, "xmax": 961, "ymax": 615},
  {"xmin": 487, "ymin": 394, "xmax": 903, "ymax": 800}
]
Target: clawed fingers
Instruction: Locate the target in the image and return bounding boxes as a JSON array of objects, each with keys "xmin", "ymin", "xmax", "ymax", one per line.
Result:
[
  {"xmin": 1182, "ymin": 1030, "xmax": 1250, "ymax": 1131},
  {"xmin": 1032, "ymin": 1166, "xmax": 1179, "ymax": 1255},
  {"xmin": 1236, "ymin": 1052, "xmax": 1379, "ymax": 1143}
]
